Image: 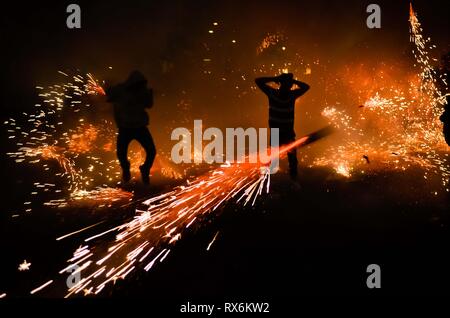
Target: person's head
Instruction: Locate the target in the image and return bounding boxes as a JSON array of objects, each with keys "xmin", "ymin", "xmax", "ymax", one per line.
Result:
[
  {"xmin": 278, "ymin": 73, "xmax": 294, "ymax": 91},
  {"xmin": 125, "ymin": 70, "xmax": 148, "ymax": 89}
]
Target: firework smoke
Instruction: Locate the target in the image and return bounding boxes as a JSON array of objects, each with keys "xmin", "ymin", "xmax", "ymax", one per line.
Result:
[
  {"xmin": 313, "ymin": 3, "xmax": 449, "ymax": 193},
  {"xmin": 5, "ymin": 71, "xmax": 184, "ymax": 211}
]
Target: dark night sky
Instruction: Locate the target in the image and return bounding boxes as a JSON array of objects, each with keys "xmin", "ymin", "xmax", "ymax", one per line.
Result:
[{"xmin": 1, "ymin": 0, "xmax": 449, "ymax": 143}]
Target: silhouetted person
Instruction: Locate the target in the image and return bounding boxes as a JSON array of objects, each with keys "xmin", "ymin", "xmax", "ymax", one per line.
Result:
[
  {"xmin": 255, "ymin": 73, "xmax": 310, "ymax": 178},
  {"xmin": 106, "ymin": 71, "xmax": 156, "ymax": 184},
  {"xmin": 441, "ymin": 101, "xmax": 450, "ymax": 146},
  {"xmin": 438, "ymin": 52, "xmax": 450, "ymax": 146}
]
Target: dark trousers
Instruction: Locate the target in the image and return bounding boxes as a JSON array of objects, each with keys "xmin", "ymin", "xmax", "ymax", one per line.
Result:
[
  {"xmin": 440, "ymin": 101, "xmax": 449, "ymax": 146},
  {"xmin": 117, "ymin": 127, "xmax": 156, "ymax": 173},
  {"xmin": 444, "ymin": 124, "xmax": 450, "ymax": 146},
  {"xmin": 272, "ymin": 128, "xmax": 298, "ymax": 174}
]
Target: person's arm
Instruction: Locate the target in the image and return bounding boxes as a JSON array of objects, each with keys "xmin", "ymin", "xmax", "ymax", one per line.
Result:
[
  {"xmin": 143, "ymin": 88, "xmax": 153, "ymax": 109},
  {"xmin": 292, "ymin": 79, "xmax": 310, "ymax": 97},
  {"xmin": 255, "ymin": 76, "xmax": 279, "ymax": 96},
  {"xmin": 105, "ymin": 84, "xmax": 120, "ymax": 103}
]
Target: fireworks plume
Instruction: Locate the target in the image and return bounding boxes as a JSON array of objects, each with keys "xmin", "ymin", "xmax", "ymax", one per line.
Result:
[
  {"xmin": 35, "ymin": 131, "xmax": 319, "ymax": 297},
  {"xmin": 313, "ymin": 3, "xmax": 449, "ymax": 192},
  {"xmin": 6, "ymin": 71, "xmax": 185, "ymax": 211}
]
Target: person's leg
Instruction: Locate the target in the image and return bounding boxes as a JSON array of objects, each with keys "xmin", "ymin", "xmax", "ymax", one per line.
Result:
[
  {"xmin": 117, "ymin": 128, "xmax": 132, "ymax": 182},
  {"xmin": 281, "ymin": 129, "xmax": 298, "ymax": 178},
  {"xmin": 444, "ymin": 123, "xmax": 450, "ymax": 146},
  {"xmin": 135, "ymin": 127, "xmax": 156, "ymax": 184},
  {"xmin": 287, "ymin": 147, "xmax": 298, "ymax": 178}
]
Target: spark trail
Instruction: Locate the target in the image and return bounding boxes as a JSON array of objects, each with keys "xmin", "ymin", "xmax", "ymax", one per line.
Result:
[
  {"xmin": 39, "ymin": 130, "xmax": 323, "ymax": 297},
  {"xmin": 5, "ymin": 71, "xmax": 183, "ymax": 210}
]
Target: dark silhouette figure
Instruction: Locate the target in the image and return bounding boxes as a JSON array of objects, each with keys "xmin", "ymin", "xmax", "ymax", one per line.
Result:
[
  {"xmin": 106, "ymin": 71, "xmax": 156, "ymax": 184},
  {"xmin": 442, "ymin": 101, "xmax": 450, "ymax": 146},
  {"xmin": 438, "ymin": 52, "xmax": 450, "ymax": 146},
  {"xmin": 255, "ymin": 73, "xmax": 310, "ymax": 178}
]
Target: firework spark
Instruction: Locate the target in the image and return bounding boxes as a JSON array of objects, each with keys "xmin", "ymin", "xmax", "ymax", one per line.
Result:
[
  {"xmin": 257, "ymin": 32, "xmax": 286, "ymax": 55},
  {"xmin": 6, "ymin": 70, "xmax": 184, "ymax": 212},
  {"xmin": 18, "ymin": 260, "xmax": 32, "ymax": 272},
  {"xmin": 5, "ymin": 71, "xmax": 130, "ymax": 209}
]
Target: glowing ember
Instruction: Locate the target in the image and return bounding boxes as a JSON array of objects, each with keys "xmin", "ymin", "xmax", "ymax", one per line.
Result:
[
  {"xmin": 335, "ymin": 163, "xmax": 351, "ymax": 178},
  {"xmin": 18, "ymin": 260, "xmax": 32, "ymax": 272},
  {"xmin": 86, "ymin": 73, "xmax": 106, "ymax": 96}
]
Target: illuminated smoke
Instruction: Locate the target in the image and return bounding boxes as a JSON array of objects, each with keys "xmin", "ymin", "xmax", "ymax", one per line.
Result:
[
  {"xmin": 313, "ymin": 3, "xmax": 449, "ymax": 193},
  {"xmin": 6, "ymin": 71, "xmax": 184, "ymax": 210},
  {"xmin": 49, "ymin": 135, "xmax": 311, "ymax": 297}
]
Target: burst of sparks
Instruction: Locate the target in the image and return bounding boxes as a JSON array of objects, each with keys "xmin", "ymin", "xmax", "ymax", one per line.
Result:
[
  {"xmin": 70, "ymin": 187, "xmax": 133, "ymax": 205},
  {"xmin": 335, "ymin": 163, "xmax": 351, "ymax": 178},
  {"xmin": 61, "ymin": 163, "xmax": 270, "ymax": 297},
  {"xmin": 313, "ymin": 3, "xmax": 449, "ymax": 193},
  {"xmin": 44, "ymin": 135, "xmax": 311, "ymax": 297},
  {"xmin": 86, "ymin": 73, "xmax": 106, "ymax": 96},
  {"xmin": 5, "ymin": 72, "xmax": 128, "ymax": 209}
]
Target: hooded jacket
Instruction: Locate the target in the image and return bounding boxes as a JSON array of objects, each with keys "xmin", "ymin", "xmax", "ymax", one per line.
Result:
[{"xmin": 106, "ymin": 71, "xmax": 153, "ymax": 128}]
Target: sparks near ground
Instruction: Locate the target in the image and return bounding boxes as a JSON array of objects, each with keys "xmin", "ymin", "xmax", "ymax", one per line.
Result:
[
  {"xmin": 313, "ymin": 3, "xmax": 449, "ymax": 193},
  {"xmin": 4, "ymin": 3, "xmax": 449, "ymax": 298},
  {"xmin": 5, "ymin": 72, "xmax": 183, "ymax": 211},
  {"xmin": 33, "ymin": 128, "xmax": 323, "ymax": 297},
  {"xmin": 18, "ymin": 260, "xmax": 31, "ymax": 272}
]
